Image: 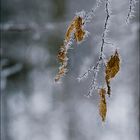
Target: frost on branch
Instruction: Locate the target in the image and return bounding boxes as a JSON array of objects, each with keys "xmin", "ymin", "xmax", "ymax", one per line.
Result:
[
  {"xmin": 78, "ymin": 0, "xmax": 111, "ymax": 94},
  {"xmin": 126, "ymin": 0, "xmax": 137, "ymax": 23}
]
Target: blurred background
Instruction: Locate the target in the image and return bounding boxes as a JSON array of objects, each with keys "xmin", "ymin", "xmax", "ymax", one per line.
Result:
[{"xmin": 0, "ymin": 0, "xmax": 139, "ymax": 140}]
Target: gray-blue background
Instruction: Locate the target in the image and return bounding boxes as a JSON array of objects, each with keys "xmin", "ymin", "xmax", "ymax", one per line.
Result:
[{"xmin": 1, "ymin": 0, "xmax": 139, "ymax": 140}]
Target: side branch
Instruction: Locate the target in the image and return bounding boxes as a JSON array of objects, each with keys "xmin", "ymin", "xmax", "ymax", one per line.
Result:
[{"xmin": 126, "ymin": 0, "xmax": 136, "ymax": 23}]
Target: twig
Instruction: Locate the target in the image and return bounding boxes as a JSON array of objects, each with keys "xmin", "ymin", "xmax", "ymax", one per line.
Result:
[
  {"xmin": 88, "ymin": 0, "xmax": 111, "ymax": 96},
  {"xmin": 79, "ymin": 0, "xmax": 111, "ymax": 97},
  {"xmin": 86, "ymin": 60, "xmax": 101, "ymax": 97},
  {"xmin": 84, "ymin": 0, "xmax": 103, "ymax": 24},
  {"xmin": 126, "ymin": 0, "xmax": 136, "ymax": 23}
]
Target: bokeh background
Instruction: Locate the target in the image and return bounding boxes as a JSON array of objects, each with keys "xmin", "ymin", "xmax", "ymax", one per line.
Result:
[{"xmin": 1, "ymin": 0, "xmax": 139, "ymax": 140}]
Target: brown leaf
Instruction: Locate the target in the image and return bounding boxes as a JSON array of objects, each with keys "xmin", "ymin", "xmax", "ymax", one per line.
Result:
[
  {"xmin": 105, "ymin": 50, "xmax": 120, "ymax": 95},
  {"xmin": 74, "ymin": 29, "xmax": 85, "ymax": 42},
  {"xmin": 55, "ymin": 16, "xmax": 85, "ymax": 82},
  {"xmin": 65, "ymin": 16, "xmax": 85, "ymax": 43},
  {"xmin": 55, "ymin": 66, "xmax": 67, "ymax": 82},
  {"xmin": 99, "ymin": 88, "xmax": 107, "ymax": 122},
  {"xmin": 74, "ymin": 16, "xmax": 83, "ymax": 30},
  {"xmin": 74, "ymin": 16, "xmax": 85, "ymax": 43},
  {"xmin": 55, "ymin": 45, "xmax": 68, "ymax": 82},
  {"xmin": 65, "ymin": 19, "xmax": 75, "ymax": 42},
  {"xmin": 57, "ymin": 46, "xmax": 67, "ymax": 63}
]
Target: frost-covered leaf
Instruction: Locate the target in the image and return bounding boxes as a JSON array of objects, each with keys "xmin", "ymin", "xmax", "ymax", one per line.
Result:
[
  {"xmin": 57, "ymin": 46, "xmax": 67, "ymax": 63},
  {"xmin": 65, "ymin": 16, "xmax": 85, "ymax": 43},
  {"xmin": 55, "ymin": 65, "xmax": 67, "ymax": 82},
  {"xmin": 55, "ymin": 16, "xmax": 86, "ymax": 82},
  {"xmin": 65, "ymin": 19, "xmax": 75, "ymax": 42},
  {"xmin": 74, "ymin": 28, "xmax": 85, "ymax": 42}
]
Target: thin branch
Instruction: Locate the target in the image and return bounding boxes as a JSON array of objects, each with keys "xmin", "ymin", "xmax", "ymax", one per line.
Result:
[
  {"xmin": 126, "ymin": 0, "xmax": 136, "ymax": 23},
  {"xmin": 86, "ymin": 60, "xmax": 101, "ymax": 97},
  {"xmin": 78, "ymin": 0, "xmax": 111, "ymax": 97},
  {"xmin": 77, "ymin": 65, "xmax": 96, "ymax": 81},
  {"xmin": 84, "ymin": 0, "xmax": 103, "ymax": 24},
  {"xmin": 87, "ymin": 0, "xmax": 111, "ymax": 96},
  {"xmin": 100, "ymin": 0, "xmax": 110, "ymax": 57}
]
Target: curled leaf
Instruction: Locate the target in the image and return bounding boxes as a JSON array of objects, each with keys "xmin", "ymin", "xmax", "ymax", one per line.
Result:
[
  {"xmin": 55, "ymin": 45, "xmax": 68, "ymax": 82},
  {"xmin": 57, "ymin": 46, "xmax": 67, "ymax": 63},
  {"xmin": 99, "ymin": 88, "xmax": 107, "ymax": 122},
  {"xmin": 65, "ymin": 19, "xmax": 75, "ymax": 42},
  {"xmin": 105, "ymin": 50, "xmax": 120, "ymax": 95},
  {"xmin": 74, "ymin": 16, "xmax": 85, "ymax": 42},
  {"xmin": 74, "ymin": 29, "xmax": 85, "ymax": 42},
  {"xmin": 55, "ymin": 15, "xmax": 87, "ymax": 82},
  {"xmin": 65, "ymin": 16, "xmax": 85, "ymax": 43},
  {"xmin": 55, "ymin": 65, "xmax": 67, "ymax": 82}
]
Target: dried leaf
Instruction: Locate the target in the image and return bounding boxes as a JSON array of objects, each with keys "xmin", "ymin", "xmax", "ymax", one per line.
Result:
[
  {"xmin": 55, "ymin": 66, "xmax": 67, "ymax": 82},
  {"xmin": 74, "ymin": 16, "xmax": 83, "ymax": 30},
  {"xmin": 74, "ymin": 29, "xmax": 85, "ymax": 42},
  {"xmin": 57, "ymin": 46, "xmax": 67, "ymax": 63},
  {"xmin": 105, "ymin": 50, "xmax": 120, "ymax": 95},
  {"xmin": 65, "ymin": 16, "xmax": 85, "ymax": 43},
  {"xmin": 55, "ymin": 45, "xmax": 68, "ymax": 82},
  {"xmin": 99, "ymin": 88, "xmax": 107, "ymax": 122},
  {"xmin": 55, "ymin": 16, "xmax": 86, "ymax": 82},
  {"xmin": 65, "ymin": 20, "xmax": 75, "ymax": 42},
  {"xmin": 73, "ymin": 16, "xmax": 85, "ymax": 42}
]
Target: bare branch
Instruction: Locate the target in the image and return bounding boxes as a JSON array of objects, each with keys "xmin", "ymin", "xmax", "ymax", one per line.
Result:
[
  {"xmin": 87, "ymin": 0, "xmax": 111, "ymax": 96},
  {"xmin": 85, "ymin": 60, "xmax": 101, "ymax": 97},
  {"xmin": 126, "ymin": 0, "xmax": 137, "ymax": 23},
  {"xmin": 78, "ymin": 0, "xmax": 111, "ymax": 97},
  {"xmin": 84, "ymin": 0, "xmax": 103, "ymax": 24}
]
